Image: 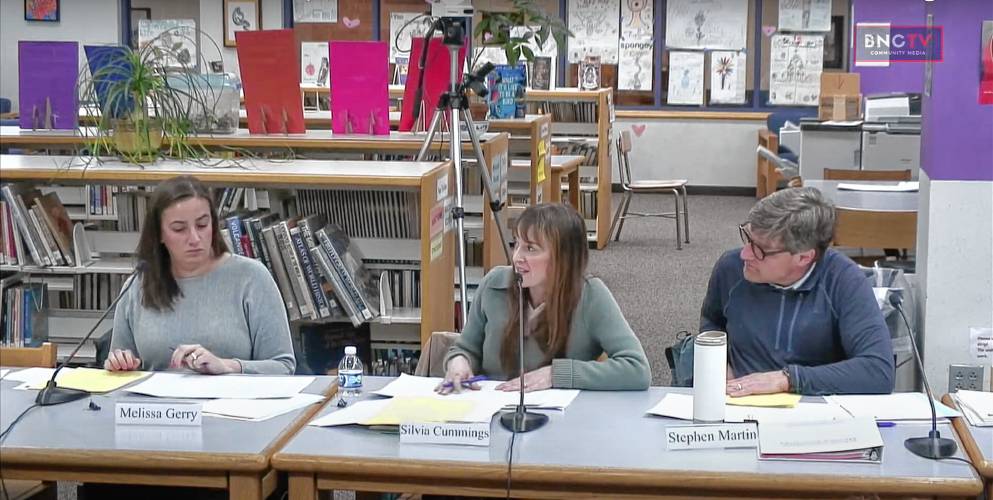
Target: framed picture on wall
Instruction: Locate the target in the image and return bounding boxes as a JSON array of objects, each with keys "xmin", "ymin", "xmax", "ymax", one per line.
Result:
[
  {"xmin": 24, "ymin": 0, "xmax": 59, "ymax": 22},
  {"xmin": 223, "ymin": 0, "xmax": 261, "ymax": 47},
  {"xmin": 130, "ymin": 8, "xmax": 151, "ymax": 49},
  {"xmin": 823, "ymin": 16, "xmax": 845, "ymax": 69}
]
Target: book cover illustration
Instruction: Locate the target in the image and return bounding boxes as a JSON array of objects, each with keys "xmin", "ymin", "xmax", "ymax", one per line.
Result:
[
  {"xmin": 487, "ymin": 64, "xmax": 527, "ymax": 119},
  {"xmin": 236, "ymin": 29, "xmax": 306, "ymax": 134},
  {"xmin": 18, "ymin": 41, "xmax": 78, "ymax": 130},
  {"xmin": 531, "ymin": 56, "xmax": 552, "ymax": 90},
  {"xmin": 84, "ymin": 45, "xmax": 135, "ymax": 120},
  {"xmin": 579, "ymin": 55, "xmax": 602, "ymax": 91},
  {"xmin": 329, "ymin": 41, "xmax": 390, "ymax": 135}
]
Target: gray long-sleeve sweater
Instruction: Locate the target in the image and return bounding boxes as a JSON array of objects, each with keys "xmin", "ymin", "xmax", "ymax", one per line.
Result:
[{"xmin": 111, "ymin": 254, "xmax": 296, "ymax": 375}]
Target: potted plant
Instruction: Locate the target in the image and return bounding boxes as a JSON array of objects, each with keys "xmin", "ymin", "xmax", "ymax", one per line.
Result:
[
  {"xmin": 79, "ymin": 30, "xmax": 234, "ymax": 163},
  {"xmin": 470, "ymin": 0, "xmax": 572, "ymax": 120}
]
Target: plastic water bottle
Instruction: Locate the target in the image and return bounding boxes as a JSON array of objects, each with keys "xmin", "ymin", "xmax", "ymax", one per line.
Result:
[{"xmin": 337, "ymin": 346, "xmax": 364, "ymax": 400}]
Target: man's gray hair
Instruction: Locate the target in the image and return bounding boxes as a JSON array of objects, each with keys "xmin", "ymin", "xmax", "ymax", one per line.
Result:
[{"xmin": 748, "ymin": 187, "xmax": 836, "ymax": 256}]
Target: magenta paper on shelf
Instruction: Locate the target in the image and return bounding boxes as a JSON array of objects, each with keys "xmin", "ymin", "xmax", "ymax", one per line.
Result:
[
  {"xmin": 18, "ymin": 41, "xmax": 79, "ymax": 130},
  {"xmin": 329, "ymin": 41, "xmax": 390, "ymax": 135}
]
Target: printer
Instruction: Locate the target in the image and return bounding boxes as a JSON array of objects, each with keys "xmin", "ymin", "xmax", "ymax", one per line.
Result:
[
  {"xmin": 798, "ymin": 118, "xmax": 863, "ymax": 180},
  {"xmin": 861, "ymin": 93, "xmax": 922, "ymax": 179}
]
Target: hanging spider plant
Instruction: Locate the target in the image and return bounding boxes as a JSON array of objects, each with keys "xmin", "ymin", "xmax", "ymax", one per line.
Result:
[{"xmin": 78, "ymin": 28, "xmax": 237, "ymax": 164}]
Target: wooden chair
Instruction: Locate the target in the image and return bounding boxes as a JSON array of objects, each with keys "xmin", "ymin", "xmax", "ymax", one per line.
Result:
[
  {"xmin": 0, "ymin": 342, "xmax": 58, "ymax": 500},
  {"xmin": 834, "ymin": 208, "xmax": 917, "ymax": 250},
  {"xmin": 823, "ymin": 168, "xmax": 913, "ymax": 181},
  {"xmin": 757, "ymin": 129, "xmax": 785, "ymax": 198},
  {"xmin": 0, "ymin": 342, "xmax": 57, "ymax": 368},
  {"xmin": 413, "ymin": 332, "xmax": 460, "ymax": 378},
  {"xmin": 609, "ymin": 131, "xmax": 689, "ymax": 249}
]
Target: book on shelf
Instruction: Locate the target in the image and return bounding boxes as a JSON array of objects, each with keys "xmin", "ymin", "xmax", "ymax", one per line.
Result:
[
  {"xmin": 273, "ymin": 219, "xmax": 316, "ymax": 320},
  {"xmin": 579, "ymin": 56, "xmax": 602, "ymax": 91},
  {"xmin": 487, "ymin": 64, "xmax": 527, "ymax": 119},
  {"xmin": 260, "ymin": 224, "xmax": 301, "ymax": 321},
  {"xmin": 1, "ymin": 276, "xmax": 49, "ymax": 348},
  {"xmin": 34, "ymin": 193, "xmax": 76, "ymax": 267},
  {"xmin": 1, "ymin": 184, "xmax": 63, "ymax": 268},
  {"xmin": 314, "ymin": 224, "xmax": 381, "ymax": 324},
  {"xmin": 531, "ymin": 56, "xmax": 552, "ymax": 90}
]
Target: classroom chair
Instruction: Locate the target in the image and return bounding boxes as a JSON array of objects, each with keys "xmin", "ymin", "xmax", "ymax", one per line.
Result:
[
  {"xmin": 609, "ymin": 130, "xmax": 689, "ymax": 249},
  {"xmin": 413, "ymin": 331, "xmax": 460, "ymax": 377}
]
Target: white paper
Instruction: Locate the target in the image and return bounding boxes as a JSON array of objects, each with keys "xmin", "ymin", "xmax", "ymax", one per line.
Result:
[
  {"xmin": 709, "ymin": 51, "xmax": 747, "ymax": 104},
  {"xmin": 309, "ymin": 398, "xmax": 392, "ymax": 426},
  {"xmin": 372, "ymin": 373, "xmax": 580, "ymax": 410},
  {"xmin": 567, "ymin": 0, "xmax": 621, "ymax": 64},
  {"xmin": 138, "ymin": 19, "xmax": 198, "ymax": 69},
  {"xmin": 648, "ymin": 393, "xmax": 852, "ymax": 424},
  {"xmin": 953, "ymin": 390, "xmax": 993, "ymax": 427},
  {"xmin": 759, "ymin": 416, "xmax": 882, "ymax": 454},
  {"xmin": 0, "ymin": 369, "xmax": 8, "ymax": 380},
  {"xmin": 204, "ymin": 393, "xmax": 325, "ymax": 421},
  {"xmin": 778, "ymin": 0, "xmax": 832, "ymax": 32},
  {"xmin": 826, "ymin": 393, "xmax": 960, "ymax": 421},
  {"xmin": 293, "ymin": 0, "xmax": 337, "ymax": 24},
  {"xmin": 618, "ymin": 0, "xmax": 654, "ymax": 91},
  {"xmin": 970, "ymin": 328, "xmax": 993, "ymax": 365},
  {"xmin": 5, "ymin": 367, "xmax": 71, "ymax": 386},
  {"xmin": 769, "ymin": 34, "xmax": 824, "ymax": 105},
  {"xmin": 667, "ymin": 51, "xmax": 705, "ymax": 105},
  {"xmin": 665, "ymin": 0, "xmax": 748, "ymax": 50},
  {"xmin": 124, "ymin": 373, "xmax": 315, "ymax": 400},
  {"xmin": 300, "ymin": 42, "xmax": 330, "ymax": 86},
  {"xmin": 389, "ymin": 12, "xmax": 434, "ymax": 64},
  {"xmin": 837, "ymin": 182, "xmax": 919, "ymax": 192}
]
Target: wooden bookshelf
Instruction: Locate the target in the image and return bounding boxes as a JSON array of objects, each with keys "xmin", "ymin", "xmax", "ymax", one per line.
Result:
[
  {"xmin": 0, "ymin": 154, "xmax": 455, "ymax": 348},
  {"xmin": 488, "ymin": 114, "xmax": 553, "ymax": 207},
  {"xmin": 524, "ymin": 88, "xmax": 614, "ymax": 249}
]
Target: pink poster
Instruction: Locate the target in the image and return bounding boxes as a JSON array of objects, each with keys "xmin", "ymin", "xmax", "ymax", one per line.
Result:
[{"xmin": 329, "ymin": 41, "xmax": 390, "ymax": 135}]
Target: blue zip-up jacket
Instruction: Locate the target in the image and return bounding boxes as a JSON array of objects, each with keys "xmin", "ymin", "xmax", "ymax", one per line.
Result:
[{"xmin": 700, "ymin": 248, "xmax": 894, "ymax": 395}]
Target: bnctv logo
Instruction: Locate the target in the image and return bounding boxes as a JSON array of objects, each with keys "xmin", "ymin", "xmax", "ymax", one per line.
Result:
[{"xmin": 855, "ymin": 23, "xmax": 943, "ymax": 66}]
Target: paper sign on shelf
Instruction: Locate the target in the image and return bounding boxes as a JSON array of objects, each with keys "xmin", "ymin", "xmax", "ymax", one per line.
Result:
[
  {"xmin": 970, "ymin": 327, "xmax": 993, "ymax": 365},
  {"xmin": 430, "ymin": 234, "xmax": 444, "ymax": 262}
]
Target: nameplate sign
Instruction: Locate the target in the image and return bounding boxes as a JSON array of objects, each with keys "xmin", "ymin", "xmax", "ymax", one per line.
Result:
[
  {"xmin": 115, "ymin": 401, "xmax": 203, "ymax": 426},
  {"xmin": 665, "ymin": 423, "xmax": 758, "ymax": 450},
  {"xmin": 399, "ymin": 422, "xmax": 491, "ymax": 447}
]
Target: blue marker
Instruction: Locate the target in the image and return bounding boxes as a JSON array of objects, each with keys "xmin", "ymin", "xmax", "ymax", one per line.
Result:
[{"xmin": 442, "ymin": 375, "xmax": 489, "ymax": 388}]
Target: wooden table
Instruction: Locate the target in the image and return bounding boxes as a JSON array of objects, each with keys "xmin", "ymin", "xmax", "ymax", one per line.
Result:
[
  {"xmin": 511, "ymin": 154, "xmax": 582, "ymax": 207},
  {"xmin": 0, "ymin": 373, "xmax": 336, "ymax": 500},
  {"xmin": 273, "ymin": 378, "xmax": 983, "ymax": 499},
  {"xmin": 944, "ymin": 394, "xmax": 993, "ymax": 499}
]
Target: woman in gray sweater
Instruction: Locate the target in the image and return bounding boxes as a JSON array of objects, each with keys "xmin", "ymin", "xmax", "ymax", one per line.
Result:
[
  {"xmin": 105, "ymin": 175, "xmax": 295, "ymax": 375},
  {"xmin": 439, "ymin": 203, "xmax": 650, "ymax": 394}
]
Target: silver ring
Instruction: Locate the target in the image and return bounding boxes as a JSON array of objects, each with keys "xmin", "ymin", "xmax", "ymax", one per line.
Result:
[{"xmin": 736, "ymin": 383, "xmax": 742, "ymax": 391}]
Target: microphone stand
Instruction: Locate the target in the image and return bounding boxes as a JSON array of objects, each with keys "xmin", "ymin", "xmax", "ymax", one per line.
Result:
[
  {"xmin": 890, "ymin": 292, "xmax": 957, "ymax": 459},
  {"xmin": 35, "ymin": 265, "xmax": 142, "ymax": 406},
  {"xmin": 499, "ymin": 273, "xmax": 548, "ymax": 433}
]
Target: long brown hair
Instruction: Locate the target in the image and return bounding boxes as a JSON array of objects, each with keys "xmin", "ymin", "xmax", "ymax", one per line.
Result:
[
  {"xmin": 137, "ymin": 175, "xmax": 227, "ymax": 312},
  {"xmin": 500, "ymin": 203, "xmax": 588, "ymax": 376}
]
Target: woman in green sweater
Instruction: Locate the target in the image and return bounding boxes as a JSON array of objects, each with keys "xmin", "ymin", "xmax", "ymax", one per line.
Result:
[{"xmin": 438, "ymin": 203, "xmax": 651, "ymax": 394}]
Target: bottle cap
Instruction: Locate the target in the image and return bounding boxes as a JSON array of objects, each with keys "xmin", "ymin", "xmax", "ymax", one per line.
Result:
[{"xmin": 344, "ymin": 346, "xmax": 357, "ymax": 355}]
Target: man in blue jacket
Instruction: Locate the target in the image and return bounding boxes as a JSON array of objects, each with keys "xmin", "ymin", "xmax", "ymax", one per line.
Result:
[{"xmin": 700, "ymin": 187, "xmax": 894, "ymax": 396}]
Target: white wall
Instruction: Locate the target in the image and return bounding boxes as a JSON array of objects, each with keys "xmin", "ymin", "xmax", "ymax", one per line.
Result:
[
  {"xmin": 0, "ymin": 0, "xmax": 120, "ymax": 113},
  {"xmin": 131, "ymin": 0, "xmax": 200, "ymax": 21},
  {"xmin": 917, "ymin": 172, "xmax": 993, "ymax": 391},
  {"xmin": 198, "ymin": 0, "xmax": 283, "ymax": 78},
  {"xmin": 614, "ymin": 117, "xmax": 768, "ymax": 187}
]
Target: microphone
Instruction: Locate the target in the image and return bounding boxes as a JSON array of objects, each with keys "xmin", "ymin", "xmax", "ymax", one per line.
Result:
[
  {"xmin": 499, "ymin": 270, "xmax": 548, "ymax": 432},
  {"xmin": 889, "ymin": 291, "xmax": 957, "ymax": 459},
  {"xmin": 35, "ymin": 261, "xmax": 146, "ymax": 406}
]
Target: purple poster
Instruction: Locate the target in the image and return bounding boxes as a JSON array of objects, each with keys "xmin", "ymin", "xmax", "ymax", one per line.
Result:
[
  {"xmin": 18, "ymin": 41, "xmax": 79, "ymax": 130},
  {"xmin": 329, "ymin": 41, "xmax": 390, "ymax": 135}
]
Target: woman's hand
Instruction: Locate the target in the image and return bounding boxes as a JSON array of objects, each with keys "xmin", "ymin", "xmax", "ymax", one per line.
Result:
[
  {"xmin": 104, "ymin": 349, "xmax": 141, "ymax": 372},
  {"xmin": 435, "ymin": 355, "xmax": 480, "ymax": 395},
  {"xmin": 496, "ymin": 366, "xmax": 552, "ymax": 393},
  {"xmin": 170, "ymin": 344, "xmax": 241, "ymax": 375}
]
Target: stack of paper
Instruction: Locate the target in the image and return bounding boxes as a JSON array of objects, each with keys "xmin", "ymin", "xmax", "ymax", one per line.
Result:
[
  {"xmin": 0, "ymin": 369, "xmax": 9, "ymax": 380},
  {"xmin": 309, "ymin": 396, "xmax": 507, "ymax": 427},
  {"xmin": 124, "ymin": 373, "xmax": 315, "ymax": 399},
  {"xmin": 24, "ymin": 368, "xmax": 151, "ymax": 393},
  {"xmin": 825, "ymin": 393, "xmax": 960, "ymax": 421},
  {"xmin": 647, "ymin": 393, "xmax": 851, "ymax": 424},
  {"xmin": 6, "ymin": 367, "xmax": 73, "ymax": 390},
  {"xmin": 203, "ymin": 393, "xmax": 326, "ymax": 421},
  {"xmin": 952, "ymin": 390, "xmax": 993, "ymax": 427},
  {"xmin": 727, "ymin": 393, "xmax": 802, "ymax": 408},
  {"xmin": 373, "ymin": 373, "xmax": 581, "ymax": 410},
  {"xmin": 758, "ymin": 417, "xmax": 884, "ymax": 463},
  {"xmin": 836, "ymin": 182, "xmax": 919, "ymax": 192}
]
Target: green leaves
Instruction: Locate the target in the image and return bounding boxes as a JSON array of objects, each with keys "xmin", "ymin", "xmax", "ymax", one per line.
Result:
[{"xmin": 474, "ymin": 0, "xmax": 573, "ymax": 68}]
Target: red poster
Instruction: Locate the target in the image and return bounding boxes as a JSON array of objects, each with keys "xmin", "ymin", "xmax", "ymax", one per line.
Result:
[
  {"xmin": 398, "ymin": 36, "xmax": 467, "ymax": 132},
  {"xmin": 236, "ymin": 29, "xmax": 306, "ymax": 134}
]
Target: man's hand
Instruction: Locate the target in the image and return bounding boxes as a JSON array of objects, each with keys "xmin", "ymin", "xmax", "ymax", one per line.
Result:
[{"xmin": 726, "ymin": 370, "xmax": 789, "ymax": 397}]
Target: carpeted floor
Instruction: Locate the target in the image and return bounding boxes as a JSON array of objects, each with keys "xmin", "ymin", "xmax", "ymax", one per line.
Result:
[{"xmin": 589, "ymin": 192, "xmax": 757, "ymax": 386}]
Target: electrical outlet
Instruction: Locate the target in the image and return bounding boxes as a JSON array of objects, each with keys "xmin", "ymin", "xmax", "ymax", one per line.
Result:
[{"xmin": 948, "ymin": 364, "xmax": 985, "ymax": 393}]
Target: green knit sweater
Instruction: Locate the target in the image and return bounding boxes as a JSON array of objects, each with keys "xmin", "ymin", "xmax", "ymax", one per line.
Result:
[{"xmin": 445, "ymin": 266, "xmax": 651, "ymax": 390}]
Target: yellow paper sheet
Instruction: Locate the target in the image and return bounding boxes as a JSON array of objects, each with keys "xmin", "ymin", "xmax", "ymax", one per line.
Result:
[
  {"xmin": 536, "ymin": 141, "xmax": 548, "ymax": 183},
  {"xmin": 726, "ymin": 393, "xmax": 802, "ymax": 408},
  {"xmin": 29, "ymin": 368, "xmax": 152, "ymax": 393},
  {"xmin": 363, "ymin": 397, "xmax": 475, "ymax": 426}
]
